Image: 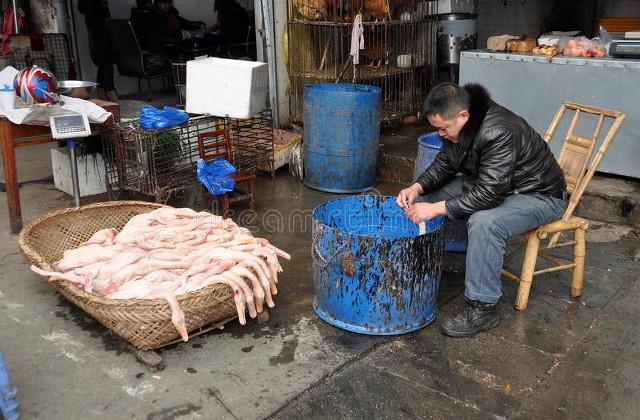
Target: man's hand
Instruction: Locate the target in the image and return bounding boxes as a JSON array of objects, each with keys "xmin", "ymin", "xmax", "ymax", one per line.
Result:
[
  {"xmin": 396, "ymin": 183, "xmax": 424, "ymax": 210},
  {"xmin": 406, "ymin": 201, "xmax": 447, "ymax": 223}
]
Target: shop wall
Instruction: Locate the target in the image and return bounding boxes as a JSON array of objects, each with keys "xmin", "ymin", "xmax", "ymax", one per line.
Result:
[
  {"xmin": 601, "ymin": 0, "xmax": 640, "ymax": 17},
  {"xmin": 476, "ymin": 0, "xmax": 555, "ymax": 48},
  {"xmin": 476, "ymin": 0, "xmax": 640, "ymax": 49},
  {"xmin": 28, "ymin": 0, "xmax": 67, "ymax": 33}
]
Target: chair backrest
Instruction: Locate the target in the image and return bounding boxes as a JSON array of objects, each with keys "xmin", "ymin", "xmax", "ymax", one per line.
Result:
[
  {"xmin": 130, "ymin": 9, "xmax": 159, "ymax": 52},
  {"xmin": 105, "ymin": 19, "xmax": 145, "ymax": 77},
  {"xmin": 198, "ymin": 128, "xmax": 234, "ymax": 164},
  {"xmin": 544, "ymin": 101, "xmax": 625, "ymax": 221}
]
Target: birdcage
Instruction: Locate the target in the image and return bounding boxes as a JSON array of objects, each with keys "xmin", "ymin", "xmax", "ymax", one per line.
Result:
[
  {"xmin": 102, "ymin": 113, "xmax": 274, "ymax": 202},
  {"xmin": 288, "ymin": 0, "xmax": 438, "ymax": 123}
]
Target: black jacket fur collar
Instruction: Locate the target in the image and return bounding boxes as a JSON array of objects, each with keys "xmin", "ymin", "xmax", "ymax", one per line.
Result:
[{"xmin": 458, "ymin": 84, "xmax": 494, "ymax": 148}]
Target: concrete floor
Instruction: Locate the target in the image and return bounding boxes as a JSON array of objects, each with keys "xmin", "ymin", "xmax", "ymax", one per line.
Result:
[{"xmin": 1, "ymin": 143, "xmax": 640, "ymax": 419}]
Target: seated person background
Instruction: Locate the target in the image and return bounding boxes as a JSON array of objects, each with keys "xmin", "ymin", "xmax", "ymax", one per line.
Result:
[
  {"xmin": 210, "ymin": 0, "xmax": 254, "ymax": 59},
  {"xmin": 131, "ymin": 0, "xmax": 159, "ymax": 51},
  {"xmin": 154, "ymin": 0, "xmax": 206, "ymax": 43},
  {"xmin": 132, "ymin": 0, "xmax": 212, "ymax": 60}
]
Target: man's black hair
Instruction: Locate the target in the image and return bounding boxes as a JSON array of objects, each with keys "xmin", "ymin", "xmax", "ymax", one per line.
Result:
[{"xmin": 423, "ymin": 83, "xmax": 471, "ymax": 120}]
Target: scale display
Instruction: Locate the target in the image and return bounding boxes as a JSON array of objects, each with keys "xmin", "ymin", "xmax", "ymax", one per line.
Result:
[{"xmin": 49, "ymin": 113, "xmax": 92, "ymax": 139}]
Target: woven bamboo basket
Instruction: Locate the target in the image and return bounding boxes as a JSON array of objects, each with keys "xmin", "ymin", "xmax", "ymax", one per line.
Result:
[{"xmin": 18, "ymin": 201, "xmax": 237, "ymax": 350}]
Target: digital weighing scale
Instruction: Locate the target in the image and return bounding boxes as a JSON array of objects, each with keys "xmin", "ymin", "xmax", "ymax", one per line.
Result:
[
  {"xmin": 610, "ymin": 31, "xmax": 640, "ymax": 58},
  {"xmin": 609, "ymin": 39, "xmax": 640, "ymax": 58},
  {"xmin": 49, "ymin": 113, "xmax": 93, "ymax": 207}
]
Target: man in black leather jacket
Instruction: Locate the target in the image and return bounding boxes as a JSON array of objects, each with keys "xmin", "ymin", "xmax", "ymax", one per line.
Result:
[{"xmin": 397, "ymin": 83, "xmax": 566, "ymax": 337}]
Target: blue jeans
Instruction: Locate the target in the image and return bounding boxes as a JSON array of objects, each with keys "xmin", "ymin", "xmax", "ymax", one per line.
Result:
[{"xmin": 423, "ymin": 178, "xmax": 566, "ymax": 304}]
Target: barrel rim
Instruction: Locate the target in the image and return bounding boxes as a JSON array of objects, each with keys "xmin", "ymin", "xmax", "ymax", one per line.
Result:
[
  {"xmin": 312, "ymin": 195, "xmax": 444, "ymax": 240},
  {"xmin": 303, "ymin": 180, "xmax": 375, "ymax": 194},
  {"xmin": 304, "ymin": 83, "xmax": 383, "ymax": 95},
  {"xmin": 313, "ymin": 299, "xmax": 438, "ymax": 335},
  {"xmin": 417, "ymin": 132, "xmax": 443, "ymax": 149}
]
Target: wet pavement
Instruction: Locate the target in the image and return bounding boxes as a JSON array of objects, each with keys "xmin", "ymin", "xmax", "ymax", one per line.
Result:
[{"xmin": 1, "ymin": 143, "xmax": 639, "ymax": 419}]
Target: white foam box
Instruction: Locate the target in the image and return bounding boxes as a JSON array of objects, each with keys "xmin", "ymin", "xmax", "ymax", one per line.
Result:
[
  {"xmin": 51, "ymin": 148, "xmax": 107, "ymax": 197},
  {"xmin": 186, "ymin": 58, "xmax": 269, "ymax": 119}
]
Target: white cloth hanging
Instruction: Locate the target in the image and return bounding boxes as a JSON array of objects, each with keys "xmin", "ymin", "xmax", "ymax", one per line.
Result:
[{"xmin": 350, "ymin": 14, "xmax": 365, "ymax": 65}]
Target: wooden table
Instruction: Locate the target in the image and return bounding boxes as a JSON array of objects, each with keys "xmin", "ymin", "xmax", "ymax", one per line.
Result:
[{"xmin": 0, "ymin": 101, "xmax": 120, "ymax": 233}]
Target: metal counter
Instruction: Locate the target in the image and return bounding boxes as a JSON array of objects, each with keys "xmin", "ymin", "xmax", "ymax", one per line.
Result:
[{"xmin": 459, "ymin": 50, "xmax": 640, "ymax": 179}]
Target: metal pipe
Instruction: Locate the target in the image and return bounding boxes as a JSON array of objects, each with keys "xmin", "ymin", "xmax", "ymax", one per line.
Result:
[
  {"xmin": 64, "ymin": 0, "xmax": 83, "ymax": 79},
  {"xmin": 12, "ymin": 0, "xmax": 19, "ymax": 34},
  {"xmin": 260, "ymin": 0, "xmax": 279, "ymax": 128},
  {"xmin": 67, "ymin": 139, "xmax": 81, "ymax": 207}
]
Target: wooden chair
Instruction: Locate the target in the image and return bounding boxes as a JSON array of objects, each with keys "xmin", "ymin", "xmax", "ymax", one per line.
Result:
[
  {"xmin": 197, "ymin": 128, "xmax": 256, "ymax": 217},
  {"xmin": 502, "ymin": 102, "xmax": 626, "ymax": 310}
]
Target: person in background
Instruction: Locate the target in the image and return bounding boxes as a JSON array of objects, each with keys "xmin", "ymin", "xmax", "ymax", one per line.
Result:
[
  {"xmin": 131, "ymin": 0, "xmax": 162, "ymax": 51},
  {"xmin": 153, "ymin": 0, "xmax": 206, "ymax": 43},
  {"xmin": 211, "ymin": 0, "xmax": 252, "ymax": 58},
  {"xmin": 78, "ymin": 0, "xmax": 117, "ymax": 102}
]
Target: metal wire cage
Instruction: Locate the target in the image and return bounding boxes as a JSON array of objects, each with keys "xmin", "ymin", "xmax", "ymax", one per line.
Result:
[
  {"xmin": 226, "ymin": 108, "xmax": 275, "ymax": 176},
  {"xmin": 102, "ymin": 113, "xmax": 274, "ymax": 203},
  {"xmin": 102, "ymin": 116, "xmax": 219, "ymax": 203},
  {"xmin": 288, "ymin": 0, "xmax": 438, "ymax": 123}
]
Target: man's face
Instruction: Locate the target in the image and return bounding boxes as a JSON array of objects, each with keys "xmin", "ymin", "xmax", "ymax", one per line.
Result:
[{"xmin": 427, "ymin": 110, "xmax": 469, "ymax": 143}]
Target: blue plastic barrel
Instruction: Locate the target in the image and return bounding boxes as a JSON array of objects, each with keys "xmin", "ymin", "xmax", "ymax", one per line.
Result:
[
  {"xmin": 312, "ymin": 195, "xmax": 444, "ymax": 335},
  {"xmin": 413, "ymin": 132, "xmax": 468, "ymax": 252},
  {"xmin": 412, "ymin": 132, "xmax": 443, "ymax": 181},
  {"xmin": 0, "ymin": 352, "xmax": 19, "ymax": 420},
  {"xmin": 303, "ymin": 83, "xmax": 382, "ymax": 193}
]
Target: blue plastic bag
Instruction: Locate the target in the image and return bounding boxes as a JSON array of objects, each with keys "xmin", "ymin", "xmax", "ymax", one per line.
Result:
[
  {"xmin": 197, "ymin": 157, "xmax": 237, "ymax": 195},
  {"xmin": 140, "ymin": 105, "xmax": 190, "ymax": 130}
]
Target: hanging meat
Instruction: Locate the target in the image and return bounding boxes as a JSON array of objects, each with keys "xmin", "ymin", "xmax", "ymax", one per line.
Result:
[{"xmin": 31, "ymin": 207, "xmax": 290, "ymax": 342}]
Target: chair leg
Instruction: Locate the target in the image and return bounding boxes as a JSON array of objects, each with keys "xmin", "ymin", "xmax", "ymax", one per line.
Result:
[
  {"xmin": 201, "ymin": 187, "xmax": 209, "ymax": 209},
  {"xmin": 249, "ymin": 179, "xmax": 256, "ymax": 211},
  {"xmin": 220, "ymin": 194, "xmax": 230, "ymax": 218},
  {"xmin": 571, "ymin": 227, "xmax": 587, "ymax": 298},
  {"xmin": 515, "ymin": 230, "xmax": 541, "ymax": 311},
  {"xmin": 146, "ymin": 78, "xmax": 153, "ymax": 102}
]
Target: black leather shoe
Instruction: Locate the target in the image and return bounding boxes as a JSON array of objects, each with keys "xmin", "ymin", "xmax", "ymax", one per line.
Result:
[{"xmin": 441, "ymin": 299, "xmax": 499, "ymax": 338}]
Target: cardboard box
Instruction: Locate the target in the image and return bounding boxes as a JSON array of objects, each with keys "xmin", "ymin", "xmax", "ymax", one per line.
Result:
[{"xmin": 51, "ymin": 148, "xmax": 107, "ymax": 197}]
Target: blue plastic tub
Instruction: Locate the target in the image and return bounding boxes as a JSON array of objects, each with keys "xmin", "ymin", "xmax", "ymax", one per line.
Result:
[
  {"xmin": 412, "ymin": 132, "xmax": 468, "ymax": 252},
  {"xmin": 303, "ymin": 83, "xmax": 382, "ymax": 193},
  {"xmin": 312, "ymin": 195, "xmax": 444, "ymax": 335}
]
